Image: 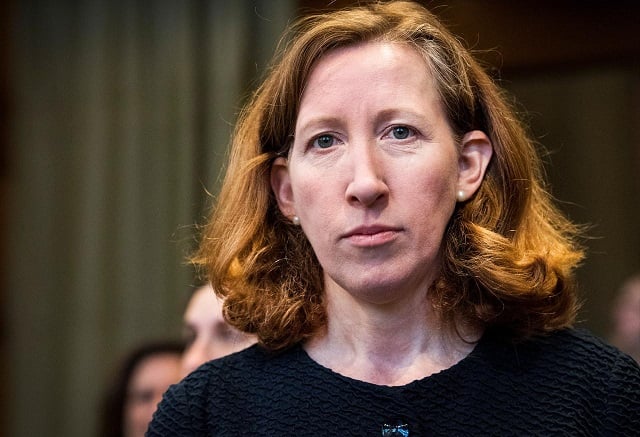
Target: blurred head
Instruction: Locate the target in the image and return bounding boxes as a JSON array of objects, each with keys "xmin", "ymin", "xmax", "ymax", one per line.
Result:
[
  {"xmin": 100, "ymin": 342, "xmax": 183, "ymax": 437},
  {"xmin": 124, "ymin": 352, "xmax": 181, "ymax": 437},
  {"xmin": 611, "ymin": 274, "xmax": 640, "ymax": 361},
  {"xmin": 181, "ymin": 284, "xmax": 256, "ymax": 376},
  {"xmin": 194, "ymin": 0, "xmax": 584, "ymax": 350}
]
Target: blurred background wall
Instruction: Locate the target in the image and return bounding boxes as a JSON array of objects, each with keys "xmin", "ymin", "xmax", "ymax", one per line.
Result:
[
  {"xmin": 2, "ymin": 1, "xmax": 295, "ymax": 435},
  {"xmin": 1, "ymin": 1, "xmax": 639, "ymax": 436}
]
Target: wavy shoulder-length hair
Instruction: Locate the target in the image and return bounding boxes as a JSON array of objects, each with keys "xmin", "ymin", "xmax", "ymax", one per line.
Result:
[{"xmin": 193, "ymin": 0, "xmax": 585, "ymax": 350}]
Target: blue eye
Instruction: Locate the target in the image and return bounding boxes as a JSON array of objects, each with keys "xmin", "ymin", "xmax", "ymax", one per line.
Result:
[
  {"xmin": 313, "ymin": 134, "xmax": 336, "ymax": 149},
  {"xmin": 391, "ymin": 126, "xmax": 412, "ymax": 140}
]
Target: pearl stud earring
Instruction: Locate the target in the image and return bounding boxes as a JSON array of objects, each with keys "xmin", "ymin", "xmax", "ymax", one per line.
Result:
[
  {"xmin": 292, "ymin": 215, "xmax": 300, "ymax": 226},
  {"xmin": 456, "ymin": 190, "xmax": 466, "ymax": 202}
]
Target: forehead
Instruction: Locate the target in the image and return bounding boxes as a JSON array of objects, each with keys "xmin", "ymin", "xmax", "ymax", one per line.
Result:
[
  {"xmin": 184, "ymin": 287, "xmax": 224, "ymax": 322},
  {"xmin": 299, "ymin": 41, "xmax": 434, "ymax": 109},
  {"xmin": 130, "ymin": 353, "xmax": 180, "ymax": 386},
  {"xmin": 294, "ymin": 41, "xmax": 441, "ymax": 133},
  {"xmin": 312, "ymin": 41, "xmax": 427, "ymax": 82}
]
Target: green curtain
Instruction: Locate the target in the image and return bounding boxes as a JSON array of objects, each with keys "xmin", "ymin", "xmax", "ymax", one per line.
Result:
[{"xmin": 6, "ymin": 1, "xmax": 294, "ymax": 436}]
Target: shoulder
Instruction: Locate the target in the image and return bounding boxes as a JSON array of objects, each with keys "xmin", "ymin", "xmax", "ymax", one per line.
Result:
[
  {"xmin": 479, "ymin": 328, "xmax": 640, "ymax": 430},
  {"xmin": 525, "ymin": 328, "xmax": 638, "ymax": 368},
  {"xmin": 147, "ymin": 344, "xmax": 306, "ymax": 435},
  {"xmin": 479, "ymin": 327, "xmax": 640, "ymax": 394},
  {"xmin": 146, "ymin": 345, "xmax": 274, "ymax": 435},
  {"xmin": 181, "ymin": 344, "xmax": 284, "ymax": 394},
  {"xmin": 500, "ymin": 329, "xmax": 638, "ymax": 416},
  {"xmin": 193, "ymin": 342, "xmax": 304, "ymax": 379},
  {"xmin": 485, "ymin": 327, "xmax": 629, "ymax": 359},
  {"xmin": 547, "ymin": 329, "xmax": 640, "ymax": 433}
]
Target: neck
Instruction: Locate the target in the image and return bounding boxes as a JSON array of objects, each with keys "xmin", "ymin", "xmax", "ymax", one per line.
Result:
[{"xmin": 304, "ymin": 286, "xmax": 482, "ymax": 386}]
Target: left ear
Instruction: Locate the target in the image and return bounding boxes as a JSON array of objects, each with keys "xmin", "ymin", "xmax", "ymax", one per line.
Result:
[
  {"xmin": 270, "ymin": 156, "xmax": 297, "ymax": 219},
  {"xmin": 456, "ymin": 130, "xmax": 493, "ymax": 200}
]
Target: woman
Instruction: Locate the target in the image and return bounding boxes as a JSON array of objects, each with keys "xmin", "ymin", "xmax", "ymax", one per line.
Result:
[
  {"xmin": 149, "ymin": 1, "xmax": 640, "ymax": 435},
  {"xmin": 100, "ymin": 341, "xmax": 183, "ymax": 437},
  {"xmin": 181, "ymin": 283, "xmax": 256, "ymax": 376}
]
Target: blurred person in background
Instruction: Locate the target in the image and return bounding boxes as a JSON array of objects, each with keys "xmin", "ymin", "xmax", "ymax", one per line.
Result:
[
  {"xmin": 610, "ymin": 273, "xmax": 640, "ymax": 363},
  {"xmin": 181, "ymin": 283, "xmax": 256, "ymax": 376},
  {"xmin": 100, "ymin": 341, "xmax": 183, "ymax": 437}
]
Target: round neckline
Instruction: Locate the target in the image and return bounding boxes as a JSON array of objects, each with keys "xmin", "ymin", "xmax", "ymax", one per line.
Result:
[{"xmin": 293, "ymin": 332, "xmax": 489, "ymax": 391}]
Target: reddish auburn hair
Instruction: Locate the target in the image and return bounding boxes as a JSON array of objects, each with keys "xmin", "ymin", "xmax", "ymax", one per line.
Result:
[{"xmin": 193, "ymin": 1, "xmax": 585, "ymax": 350}]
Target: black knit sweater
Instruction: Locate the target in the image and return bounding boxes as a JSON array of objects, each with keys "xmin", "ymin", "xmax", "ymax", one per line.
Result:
[{"xmin": 147, "ymin": 328, "xmax": 640, "ymax": 436}]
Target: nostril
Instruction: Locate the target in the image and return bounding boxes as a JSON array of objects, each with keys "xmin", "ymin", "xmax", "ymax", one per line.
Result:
[{"xmin": 346, "ymin": 178, "xmax": 389, "ymax": 207}]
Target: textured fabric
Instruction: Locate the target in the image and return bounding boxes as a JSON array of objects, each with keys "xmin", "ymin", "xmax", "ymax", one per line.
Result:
[{"xmin": 147, "ymin": 328, "xmax": 640, "ymax": 436}]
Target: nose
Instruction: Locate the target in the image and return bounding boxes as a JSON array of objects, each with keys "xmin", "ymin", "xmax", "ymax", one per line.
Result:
[
  {"xmin": 181, "ymin": 340, "xmax": 209, "ymax": 376},
  {"xmin": 344, "ymin": 142, "xmax": 389, "ymax": 206}
]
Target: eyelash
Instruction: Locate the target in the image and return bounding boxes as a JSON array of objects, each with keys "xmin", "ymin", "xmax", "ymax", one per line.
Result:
[
  {"xmin": 384, "ymin": 125, "xmax": 416, "ymax": 140},
  {"xmin": 310, "ymin": 133, "xmax": 340, "ymax": 149},
  {"xmin": 309, "ymin": 125, "xmax": 417, "ymax": 150}
]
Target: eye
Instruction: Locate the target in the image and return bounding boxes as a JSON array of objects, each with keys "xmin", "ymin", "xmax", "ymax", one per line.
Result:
[
  {"xmin": 182, "ymin": 326, "xmax": 196, "ymax": 347},
  {"xmin": 216, "ymin": 323, "xmax": 238, "ymax": 342},
  {"xmin": 389, "ymin": 125, "xmax": 414, "ymax": 140},
  {"xmin": 128, "ymin": 389, "xmax": 155, "ymax": 406},
  {"xmin": 312, "ymin": 134, "xmax": 337, "ymax": 149}
]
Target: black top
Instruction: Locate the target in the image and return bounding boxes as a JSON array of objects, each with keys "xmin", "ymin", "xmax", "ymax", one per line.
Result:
[{"xmin": 148, "ymin": 328, "xmax": 640, "ymax": 436}]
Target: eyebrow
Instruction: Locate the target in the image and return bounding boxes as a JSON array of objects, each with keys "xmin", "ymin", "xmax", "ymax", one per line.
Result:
[
  {"xmin": 299, "ymin": 108, "xmax": 429, "ymax": 126},
  {"xmin": 373, "ymin": 108, "xmax": 429, "ymax": 124},
  {"xmin": 295, "ymin": 116, "xmax": 343, "ymax": 136}
]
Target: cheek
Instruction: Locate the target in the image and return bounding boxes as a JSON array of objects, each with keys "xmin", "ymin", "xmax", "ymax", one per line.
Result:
[
  {"xmin": 125, "ymin": 401, "xmax": 145, "ymax": 427},
  {"xmin": 290, "ymin": 174, "xmax": 341, "ymax": 253},
  {"xmin": 290, "ymin": 171, "xmax": 338, "ymax": 218},
  {"xmin": 402, "ymin": 160, "xmax": 457, "ymax": 202},
  {"xmin": 297, "ymin": 194, "xmax": 336, "ymax": 237}
]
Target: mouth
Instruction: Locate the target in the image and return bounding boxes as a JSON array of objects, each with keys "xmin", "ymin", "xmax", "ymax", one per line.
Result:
[{"xmin": 342, "ymin": 225, "xmax": 401, "ymax": 247}]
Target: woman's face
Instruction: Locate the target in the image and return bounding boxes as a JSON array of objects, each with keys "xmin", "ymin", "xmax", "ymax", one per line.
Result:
[
  {"xmin": 181, "ymin": 285, "xmax": 256, "ymax": 376},
  {"xmin": 124, "ymin": 352, "xmax": 181, "ymax": 437},
  {"xmin": 272, "ymin": 41, "xmax": 490, "ymax": 305}
]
